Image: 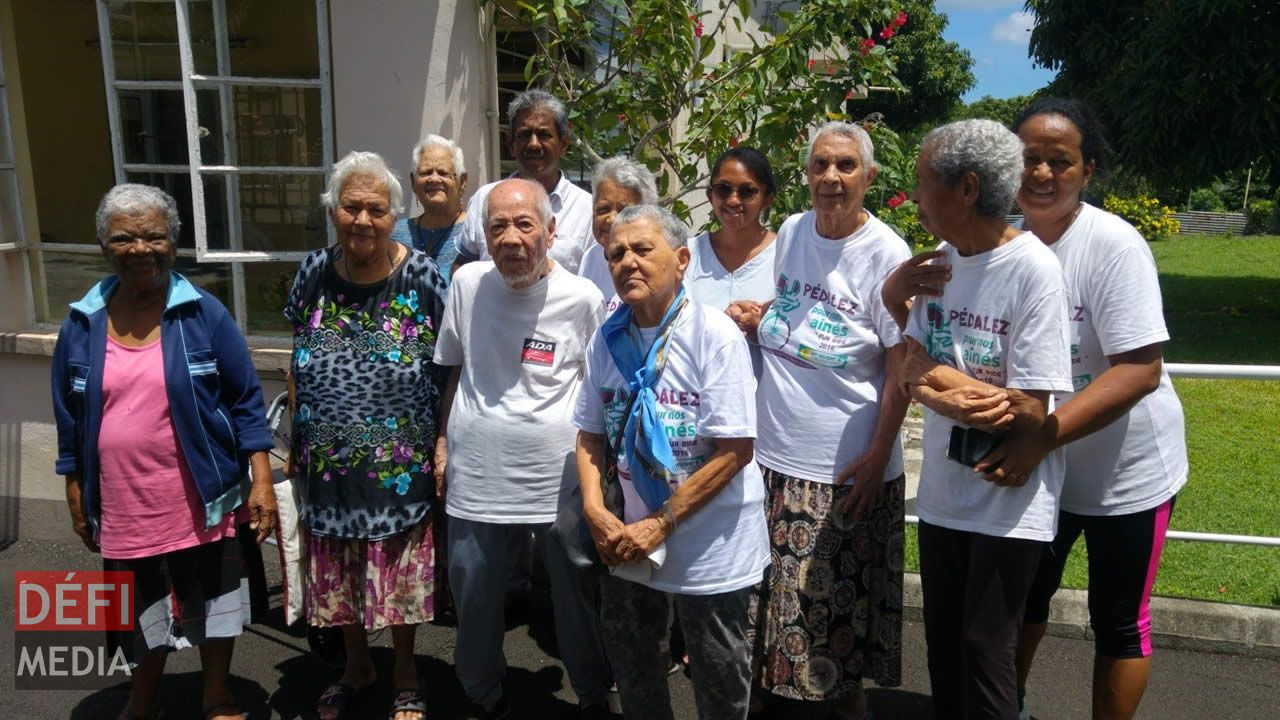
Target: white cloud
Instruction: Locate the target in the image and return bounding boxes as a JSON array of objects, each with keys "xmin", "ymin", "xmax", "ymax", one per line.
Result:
[
  {"xmin": 937, "ymin": 0, "xmax": 1022, "ymax": 9},
  {"xmin": 991, "ymin": 10, "xmax": 1035, "ymax": 46}
]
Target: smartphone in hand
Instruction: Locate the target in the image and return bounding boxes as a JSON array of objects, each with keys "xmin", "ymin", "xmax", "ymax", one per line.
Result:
[{"xmin": 946, "ymin": 425, "xmax": 1003, "ymax": 467}]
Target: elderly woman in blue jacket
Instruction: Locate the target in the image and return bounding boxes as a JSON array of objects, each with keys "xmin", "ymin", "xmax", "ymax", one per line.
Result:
[{"xmin": 50, "ymin": 183, "xmax": 276, "ymax": 720}]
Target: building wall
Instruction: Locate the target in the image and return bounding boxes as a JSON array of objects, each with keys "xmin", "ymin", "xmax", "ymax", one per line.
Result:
[{"xmin": 330, "ymin": 0, "xmax": 496, "ymax": 208}]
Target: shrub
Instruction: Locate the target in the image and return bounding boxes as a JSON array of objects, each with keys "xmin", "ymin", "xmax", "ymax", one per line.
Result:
[
  {"xmin": 1187, "ymin": 187, "xmax": 1227, "ymax": 212},
  {"xmin": 1103, "ymin": 195, "xmax": 1180, "ymax": 242},
  {"xmin": 1245, "ymin": 199, "xmax": 1275, "ymax": 235},
  {"xmin": 877, "ymin": 197, "xmax": 934, "ymax": 251}
]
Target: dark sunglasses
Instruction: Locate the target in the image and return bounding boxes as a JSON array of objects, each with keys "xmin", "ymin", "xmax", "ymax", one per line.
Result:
[{"xmin": 709, "ymin": 183, "xmax": 762, "ymax": 201}]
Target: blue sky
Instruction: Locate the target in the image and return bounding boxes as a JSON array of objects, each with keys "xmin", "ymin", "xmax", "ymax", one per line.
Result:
[{"xmin": 935, "ymin": 0, "xmax": 1056, "ymax": 100}]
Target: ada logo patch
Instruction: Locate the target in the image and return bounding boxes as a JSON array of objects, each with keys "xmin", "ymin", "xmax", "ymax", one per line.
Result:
[{"xmin": 521, "ymin": 338, "xmax": 556, "ymax": 366}]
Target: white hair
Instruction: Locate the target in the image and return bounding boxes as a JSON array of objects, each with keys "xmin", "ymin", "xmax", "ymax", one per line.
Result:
[
  {"xmin": 95, "ymin": 183, "xmax": 181, "ymax": 246},
  {"xmin": 507, "ymin": 89, "xmax": 570, "ymax": 139},
  {"xmin": 410, "ymin": 134, "xmax": 466, "ymax": 179},
  {"xmin": 321, "ymin": 151, "xmax": 405, "ymax": 216},
  {"xmin": 481, "ymin": 177, "xmax": 554, "ymax": 227},
  {"xmin": 805, "ymin": 121, "xmax": 876, "ymax": 171},
  {"xmin": 922, "ymin": 119, "xmax": 1024, "ymax": 218},
  {"xmin": 591, "ymin": 156, "xmax": 658, "ymax": 205},
  {"xmin": 611, "ymin": 204, "xmax": 689, "ymax": 250}
]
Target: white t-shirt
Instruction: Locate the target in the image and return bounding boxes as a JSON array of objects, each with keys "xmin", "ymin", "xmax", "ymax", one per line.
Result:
[
  {"xmin": 457, "ymin": 172, "xmax": 595, "ymax": 273},
  {"xmin": 755, "ymin": 212, "xmax": 911, "ymax": 484},
  {"xmin": 1047, "ymin": 204, "xmax": 1188, "ymax": 515},
  {"xmin": 434, "ymin": 261, "xmax": 605, "ymax": 523},
  {"xmin": 906, "ymin": 233, "xmax": 1073, "ymax": 541},
  {"xmin": 685, "ymin": 231, "xmax": 778, "ymax": 377},
  {"xmin": 573, "ymin": 303, "xmax": 770, "ymax": 595},
  {"xmin": 578, "ymin": 242, "xmax": 616, "ymax": 300}
]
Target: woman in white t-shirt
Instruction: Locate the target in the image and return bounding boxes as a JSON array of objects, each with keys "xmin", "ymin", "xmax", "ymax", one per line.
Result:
[
  {"xmin": 685, "ymin": 147, "xmax": 779, "ymax": 376},
  {"xmin": 1000, "ymin": 98, "xmax": 1186, "ymax": 719},
  {"xmin": 578, "ymin": 156, "xmax": 658, "ymax": 308},
  {"xmin": 900, "ymin": 119, "xmax": 1073, "ymax": 720},
  {"xmin": 736, "ymin": 122, "xmax": 912, "ymax": 719},
  {"xmin": 574, "ymin": 205, "xmax": 769, "ymax": 720}
]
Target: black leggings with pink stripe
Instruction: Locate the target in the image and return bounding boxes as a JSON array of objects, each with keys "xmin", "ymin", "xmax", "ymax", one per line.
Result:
[{"xmin": 1023, "ymin": 496, "xmax": 1177, "ymax": 658}]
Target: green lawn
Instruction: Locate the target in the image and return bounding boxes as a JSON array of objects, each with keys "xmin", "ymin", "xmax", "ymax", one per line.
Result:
[{"xmin": 907, "ymin": 234, "xmax": 1280, "ymax": 608}]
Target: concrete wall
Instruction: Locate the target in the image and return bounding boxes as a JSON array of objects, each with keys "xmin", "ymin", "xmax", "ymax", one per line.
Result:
[{"xmin": 330, "ymin": 0, "xmax": 496, "ymax": 208}]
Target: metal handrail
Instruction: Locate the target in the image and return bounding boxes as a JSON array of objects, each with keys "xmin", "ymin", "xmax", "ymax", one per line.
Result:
[{"xmin": 907, "ymin": 362, "xmax": 1280, "ymax": 547}]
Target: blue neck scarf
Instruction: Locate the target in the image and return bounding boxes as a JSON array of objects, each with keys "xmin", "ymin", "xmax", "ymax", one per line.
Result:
[{"xmin": 602, "ymin": 288, "xmax": 688, "ymax": 513}]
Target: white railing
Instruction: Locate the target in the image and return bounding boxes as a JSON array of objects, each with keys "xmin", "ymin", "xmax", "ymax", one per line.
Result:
[{"xmin": 906, "ymin": 362, "xmax": 1280, "ymax": 547}]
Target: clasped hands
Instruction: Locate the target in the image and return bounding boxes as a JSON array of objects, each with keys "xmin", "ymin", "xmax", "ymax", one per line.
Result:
[{"xmin": 584, "ymin": 505, "xmax": 673, "ymax": 566}]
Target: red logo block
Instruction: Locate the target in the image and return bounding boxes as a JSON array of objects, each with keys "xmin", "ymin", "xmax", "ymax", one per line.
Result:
[{"xmin": 15, "ymin": 571, "xmax": 133, "ymax": 632}]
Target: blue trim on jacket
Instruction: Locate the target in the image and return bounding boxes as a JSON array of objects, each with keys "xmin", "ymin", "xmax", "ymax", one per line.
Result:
[{"xmin": 50, "ymin": 272, "xmax": 274, "ymax": 537}]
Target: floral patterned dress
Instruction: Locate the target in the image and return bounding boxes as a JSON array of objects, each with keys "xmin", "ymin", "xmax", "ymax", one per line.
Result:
[{"xmin": 285, "ymin": 246, "xmax": 447, "ymax": 628}]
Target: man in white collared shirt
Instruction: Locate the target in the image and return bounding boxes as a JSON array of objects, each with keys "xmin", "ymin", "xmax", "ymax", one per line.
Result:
[{"xmin": 455, "ymin": 89, "xmax": 595, "ymax": 273}]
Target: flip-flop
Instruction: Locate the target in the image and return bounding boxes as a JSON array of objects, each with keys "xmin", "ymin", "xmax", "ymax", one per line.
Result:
[
  {"xmin": 316, "ymin": 682, "xmax": 374, "ymax": 719},
  {"xmin": 388, "ymin": 688, "xmax": 426, "ymax": 719},
  {"xmin": 202, "ymin": 704, "xmax": 243, "ymax": 720}
]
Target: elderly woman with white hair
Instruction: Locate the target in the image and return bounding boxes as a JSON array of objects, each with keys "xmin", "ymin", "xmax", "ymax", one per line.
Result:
[
  {"xmin": 577, "ymin": 155, "xmax": 658, "ymax": 304},
  {"xmin": 285, "ymin": 151, "xmax": 448, "ymax": 720},
  {"xmin": 390, "ymin": 133, "xmax": 467, "ymax": 286},
  {"xmin": 51, "ymin": 183, "xmax": 277, "ymax": 720},
  {"xmin": 575, "ymin": 204, "xmax": 769, "ymax": 720},
  {"xmin": 736, "ymin": 121, "xmax": 911, "ymax": 718},
  {"xmin": 899, "ymin": 119, "xmax": 1072, "ymax": 719}
]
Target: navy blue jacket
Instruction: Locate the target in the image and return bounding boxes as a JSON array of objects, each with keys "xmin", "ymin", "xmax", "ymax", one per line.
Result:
[{"xmin": 51, "ymin": 272, "xmax": 274, "ymax": 537}]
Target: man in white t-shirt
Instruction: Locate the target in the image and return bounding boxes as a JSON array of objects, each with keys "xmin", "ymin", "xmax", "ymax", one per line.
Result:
[
  {"xmin": 574, "ymin": 204, "xmax": 768, "ymax": 720},
  {"xmin": 433, "ymin": 178, "xmax": 610, "ymax": 719},
  {"xmin": 454, "ymin": 89, "xmax": 595, "ymax": 274}
]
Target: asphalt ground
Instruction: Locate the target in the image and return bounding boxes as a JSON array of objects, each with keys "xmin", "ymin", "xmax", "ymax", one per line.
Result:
[{"xmin": 3, "ymin": 497, "xmax": 1279, "ymax": 720}]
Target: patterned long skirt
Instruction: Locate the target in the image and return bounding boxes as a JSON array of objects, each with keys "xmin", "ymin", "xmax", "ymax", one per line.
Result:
[
  {"xmin": 305, "ymin": 519, "xmax": 435, "ymax": 630},
  {"xmin": 748, "ymin": 467, "xmax": 905, "ymax": 701}
]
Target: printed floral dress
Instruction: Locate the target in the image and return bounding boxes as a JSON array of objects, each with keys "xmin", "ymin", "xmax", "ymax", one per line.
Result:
[{"xmin": 285, "ymin": 246, "xmax": 447, "ymax": 628}]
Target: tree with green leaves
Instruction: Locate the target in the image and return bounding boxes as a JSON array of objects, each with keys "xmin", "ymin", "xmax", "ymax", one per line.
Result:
[
  {"xmin": 479, "ymin": 0, "xmax": 910, "ymax": 220},
  {"xmin": 855, "ymin": 0, "xmax": 975, "ymax": 133},
  {"xmin": 1026, "ymin": 0, "xmax": 1280, "ymax": 186},
  {"xmin": 950, "ymin": 94, "xmax": 1032, "ymax": 129}
]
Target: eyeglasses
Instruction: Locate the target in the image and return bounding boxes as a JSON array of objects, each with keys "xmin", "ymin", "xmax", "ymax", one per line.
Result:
[
  {"xmin": 339, "ymin": 204, "xmax": 389, "ymax": 220},
  {"xmin": 710, "ymin": 183, "xmax": 762, "ymax": 201}
]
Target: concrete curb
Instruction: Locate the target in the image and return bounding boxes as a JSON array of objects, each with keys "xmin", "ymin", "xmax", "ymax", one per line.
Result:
[{"xmin": 902, "ymin": 572, "xmax": 1280, "ymax": 659}]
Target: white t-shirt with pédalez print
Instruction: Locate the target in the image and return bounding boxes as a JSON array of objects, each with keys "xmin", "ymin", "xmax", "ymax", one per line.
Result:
[
  {"xmin": 1046, "ymin": 204, "xmax": 1187, "ymax": 515},
  {"xmin": 754, "ymin": 211, "xmax": 911, "ymax": 484},
  {"xmin": 906, "ymin": 232, "xmax": 1073, "ymax": 541},
  {"xmin": 573, "ymin": 302, "xmax": 769, "ymax": 595}
]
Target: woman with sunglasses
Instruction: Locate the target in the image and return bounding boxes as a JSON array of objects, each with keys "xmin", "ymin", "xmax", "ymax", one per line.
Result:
[{"xmin": 686, "ymin": 146, "xmax": 778, "ymax": 376}]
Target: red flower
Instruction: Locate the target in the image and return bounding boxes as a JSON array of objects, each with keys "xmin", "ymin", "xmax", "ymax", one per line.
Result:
[
  {"xmin": 617, "ymin": 113, "xmax": 628, "ymax": 124},
  {"xmin": 887, "ymin": 191, "xmax": 907, "ymax": 209},
  {"xmin": 879, "ymin": 26, "xmax": 895, "ymax": 40},
  {"xmin": 860, "ymin": 38, "xmax": 876, "ymax": 56},
  {"xmin": 845, "ymin": 89, "xmax": 855, "ymax": 100},
  {"xmin": 895, "ymin": 10, "xmax": 908, "ymax": 28},
  {"xmin": 690, "ymin": 14, "xmax": 704, "ymax": 38},
  {"xmin": 807, "ymin": 59, "xmax": 816, "ymax": 70},
  {"xmin": 729, "ymin": 136, "xmax": 740, "ymax": 147},
  {"xmin": 826, "ymin": 59, "xmax": 835, "ymax": 75}
]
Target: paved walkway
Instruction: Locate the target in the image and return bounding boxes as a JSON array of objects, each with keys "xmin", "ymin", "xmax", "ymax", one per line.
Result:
[{"xmin": 3, "ymin": 496, "xmax": 1279, "ymax": 719}]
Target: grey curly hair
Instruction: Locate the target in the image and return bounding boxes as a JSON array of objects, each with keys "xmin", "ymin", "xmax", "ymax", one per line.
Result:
[
  {"xmin": 805, "ymin": 121, "xmax": 877, "ymax": 171},
  {"xmin": 95, "ymin": 184, "xmax": 182, "ymax": 246},
  {"xmin": 611, "ymin": 204, "xmax": 689, "ymax": 250},
  {"xmin": 321, "ymin": 151, "xmax": 405, "ymax": 217},
  {"xmin": 921, "ymin": 119, "xmax": 1024, "ymax": 219},
  {"xmin": 591, "ymin": 156, "xmax": 659, "ymax": 205}
]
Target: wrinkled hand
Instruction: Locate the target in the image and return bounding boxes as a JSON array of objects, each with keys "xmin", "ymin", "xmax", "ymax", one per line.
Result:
[
  {"xmin": 974, "ymin": 426, "xmax": 1056, "ymax": 487},
  {"xmin": 616, "ymin": 517, "xmax": 670, "ymax": 563},
  {"xmin": 585, "ymin": 505, "xmax": 627, "ymax": 566},
  {"xmin": 726, "ymin": 301, "xmax": 764, "ymax": 341},
  {"xmin": 70, "ymin": 511, "xmax": 98, "ymax": 553},
  {"xmin": 835, "ymin": 448, "xmax": 889, "ymax": 521},
  {"xmin": 912, "ymin": 385, "xmax": 1014, "ymax": 432},
  {"xmin": 433, "ymin": 436, "xmax": 448, "ymax": 500},
  {"xmin": 882, "ymin": 250, "xmax": 951, "ymax": 307},
  {"xmin": 247, "ymin": 480, "xmax": 278, "ymax": 543}
]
